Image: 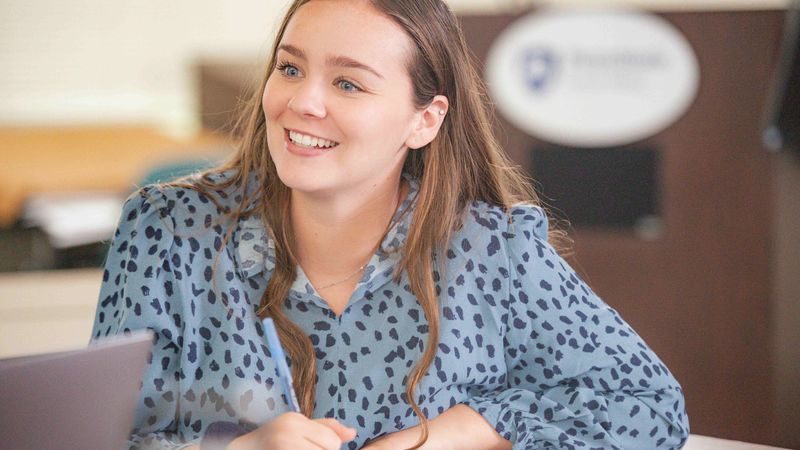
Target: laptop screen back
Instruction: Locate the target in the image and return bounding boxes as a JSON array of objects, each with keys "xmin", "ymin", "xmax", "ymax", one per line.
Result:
[{"xmin": 0, "ymin": 331, "xmax": 153, "ymax": 449}]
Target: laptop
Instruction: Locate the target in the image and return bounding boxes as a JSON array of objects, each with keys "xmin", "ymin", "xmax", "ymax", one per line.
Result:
[{"xmin": 0, "ymin": 331, "xmax": 153, "ymax": 449}]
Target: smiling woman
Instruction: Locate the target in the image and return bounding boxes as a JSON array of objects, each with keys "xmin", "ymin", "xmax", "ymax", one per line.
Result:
[
  {"xmin": 91, "ymin": 1, "xmax": 690, "ymax": 449},
  {"xmin": 263, "ymin": 2, "xmax": 435, "ymax": 202}
]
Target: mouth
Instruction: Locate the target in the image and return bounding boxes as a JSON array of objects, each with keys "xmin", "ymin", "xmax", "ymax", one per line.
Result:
[{"xmin": 285, "ymin": 128, "xmax": 340, "ymax": 150}]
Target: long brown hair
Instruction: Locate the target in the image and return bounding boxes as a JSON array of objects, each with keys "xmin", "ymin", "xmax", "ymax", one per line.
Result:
[{"xmin": 184, "ymin": 1, "xmax": 566, "ymax": 448}]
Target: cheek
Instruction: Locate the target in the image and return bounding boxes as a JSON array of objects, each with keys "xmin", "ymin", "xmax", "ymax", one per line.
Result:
[
  {"xmin": 345, "ymin": 97, "xmax": 414, "ymax": 134},
  {"xmin": 263, "ymin": 78, "xmax": 287, "ymax": 163},
  {"xmin": 361, "ymin": 106, "xmax": 416, "ymax": 146},
  {"xmin": 262, "ymin": 77, "xmax": 284, "ymax": 120}
]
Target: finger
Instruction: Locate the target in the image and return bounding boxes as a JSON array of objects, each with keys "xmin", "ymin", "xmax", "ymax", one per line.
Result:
[
  {"xmin": 271, "ymin": 437, "xmax": 319, "ymax": 450},
  {"xmin": 303, "ymin": 422, "xmax": 344, "ymax": 450},
  {"xmin": 304, "ymin": 433, "xmax": 341, "ymax": 450},
  {"xmin": 268, "ymin": 414, "xmax": 340, "ymax": 450},
  {"xmin": 315, "ymin": 418, "xmax": 358, "ymax": 442}
]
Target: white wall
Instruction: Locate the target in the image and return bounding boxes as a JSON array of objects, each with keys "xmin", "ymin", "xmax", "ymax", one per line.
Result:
[
  {"xmin": 0, "ymin": 0, "xmax": 788, "ymax": 136},
  {"xmin": 0, "ymin": 0, "xmax": 289, "ymax": 136}
]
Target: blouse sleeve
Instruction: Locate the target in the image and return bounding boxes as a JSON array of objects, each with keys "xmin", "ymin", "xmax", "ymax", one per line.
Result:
[
  {"xmin": 462, "ymin": 206, "xmax": 690, "ymax": 450},
  {"xmin": 91, "ymin": 187, "xmax": 192, "ymax": 449}
]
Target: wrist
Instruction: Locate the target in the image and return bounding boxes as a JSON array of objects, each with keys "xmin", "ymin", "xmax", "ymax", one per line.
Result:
[
  {"xmin": 386, "ymin": 426, "xmax": 448, "ymax": 450},
  {"xmin": 424, "ymin": 404, "xmax": 507, "ymax": 450},
  {"xmin": 223, "ymin": 434, "xmax": 248, "ymax": 450},
  {"xmin": 365, "ymin": 427, "xmax": 431, "ymax": 450}
]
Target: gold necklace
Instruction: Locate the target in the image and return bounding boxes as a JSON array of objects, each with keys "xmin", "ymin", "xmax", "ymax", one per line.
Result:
[
  {"xmin": 312, "ymin": 184, "xmax": 404, "ymax": 291},
  {"xmin": 315, "ymin": 262, "xmax": 369, "ymax": 290}
]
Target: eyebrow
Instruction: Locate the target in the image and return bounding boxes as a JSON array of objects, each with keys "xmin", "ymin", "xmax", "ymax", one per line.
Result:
[{"xmin": 277, "ymin": 44, "xmax": 385, "ymax": 80}]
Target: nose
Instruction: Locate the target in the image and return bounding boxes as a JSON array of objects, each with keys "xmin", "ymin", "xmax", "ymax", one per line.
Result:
[{"xmin": 287, "ymin": 81, "xmax": 327, "ymax": 119}]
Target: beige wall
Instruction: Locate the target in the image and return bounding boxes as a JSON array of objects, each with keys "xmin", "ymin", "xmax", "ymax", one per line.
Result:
[{"xmin": 0, "ymin": 0, "xmax": 789, "ymax": 136}]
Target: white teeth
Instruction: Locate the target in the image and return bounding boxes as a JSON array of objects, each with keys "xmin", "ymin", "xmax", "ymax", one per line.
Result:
[{"xmin": 288, "ymin": 130, "xmax": 338, "ymax": 149}]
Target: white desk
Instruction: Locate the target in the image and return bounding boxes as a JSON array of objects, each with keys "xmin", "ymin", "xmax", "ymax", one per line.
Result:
[
  {"xmin": 685, "ymin": 434, "xmax": 791, "ymax": 449},
  {"xmin": 0, "ymin": 270, "xmax": 791, "ymax": 449},
  {"xmin": 0, "ymin": 268, "xmax": 101, "ymax": 358}
]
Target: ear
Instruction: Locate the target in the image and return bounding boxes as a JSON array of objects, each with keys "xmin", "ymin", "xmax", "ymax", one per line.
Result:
[{"xmin": 405, "ymin": 95, "xmax": 449, "ymax": 150}]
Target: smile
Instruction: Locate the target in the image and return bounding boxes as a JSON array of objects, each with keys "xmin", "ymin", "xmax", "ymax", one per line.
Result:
[{"xmin": 286, "ymin": 129, "xmax": 339, "ymax": 149}]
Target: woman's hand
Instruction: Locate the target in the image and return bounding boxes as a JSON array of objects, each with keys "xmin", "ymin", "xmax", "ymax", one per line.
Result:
[
  {"xmin": 360, "ymin": 404, "xmax": 511, "ymax": 450},
  {"xmin": 226, "ymin": 412, "xmax": 357, "ymax": 450},
  {"xmin": 360, "ymin": 429, "xmax": 421, "ymax": 450}
]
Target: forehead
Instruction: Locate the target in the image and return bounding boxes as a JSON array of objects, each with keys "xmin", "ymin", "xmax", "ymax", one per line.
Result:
[{"xmin": 280, "ymin": 0, "xmax": 413, "ymax": 76}]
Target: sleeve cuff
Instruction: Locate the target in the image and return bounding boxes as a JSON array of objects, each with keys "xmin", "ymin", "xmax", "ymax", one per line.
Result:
[{"xmin": 199, "ymin": 421, "xmax": 253, "ymax": 450}]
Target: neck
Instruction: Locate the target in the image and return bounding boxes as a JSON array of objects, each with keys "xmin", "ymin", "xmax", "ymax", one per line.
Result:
[{"xmin": 290, "ymin": 175, "xmax": 405, "ymax": 281}]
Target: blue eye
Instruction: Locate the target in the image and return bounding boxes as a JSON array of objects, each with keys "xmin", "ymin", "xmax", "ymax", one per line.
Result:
[
  {"xmin": 276, "ymin": 62, "xmax": 300, "ymax": 78},
  {"xmin": 336, "ymin": 79, "xmax": 361, "ymax": 93}
]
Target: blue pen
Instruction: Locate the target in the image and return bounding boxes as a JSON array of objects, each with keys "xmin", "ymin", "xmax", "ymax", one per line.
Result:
[{"xmin": 262, "ymin": 318, "xmax": 302, "ymax": 413}]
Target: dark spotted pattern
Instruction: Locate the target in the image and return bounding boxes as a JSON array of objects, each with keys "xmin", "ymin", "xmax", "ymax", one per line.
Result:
[{"xmin": 92, "ymin": 173, "xmax": 689, "ymax": 449}]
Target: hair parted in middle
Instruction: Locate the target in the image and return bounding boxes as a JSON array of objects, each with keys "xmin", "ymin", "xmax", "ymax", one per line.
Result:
[{"xmin": 184, "ymin": 1, "xmax": 565, "ymax": 449}]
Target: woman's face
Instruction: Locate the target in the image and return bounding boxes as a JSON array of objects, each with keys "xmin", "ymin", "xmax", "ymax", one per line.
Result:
[{"xmin": 263, "ymin": 0, "xmax": 420, "ymax": 198}]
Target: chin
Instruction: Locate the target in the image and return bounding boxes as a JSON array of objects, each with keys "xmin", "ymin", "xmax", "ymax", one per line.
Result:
[
  {"xmin": 268, "ymin": 151, "xmax": 342, "ymax": 197},
  {"xmin": 273, "ymin": 166, "xmax": 335, "ymax": 195}
]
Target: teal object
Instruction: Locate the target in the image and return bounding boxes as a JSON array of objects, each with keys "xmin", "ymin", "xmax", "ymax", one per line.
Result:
[{"xmin": 138, "ymin": 159, "xmax": 217, "ymax": 187}]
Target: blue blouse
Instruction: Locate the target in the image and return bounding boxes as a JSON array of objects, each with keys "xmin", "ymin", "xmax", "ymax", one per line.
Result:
[{"xmin": 92, "ymin": 172, "xmax": 689, "ymax": 449}]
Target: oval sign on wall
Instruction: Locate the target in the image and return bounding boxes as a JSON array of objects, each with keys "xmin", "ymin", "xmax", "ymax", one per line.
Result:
[{"xmin": 485, "ymin": 8, "xmax": 700, "ymax": 148}]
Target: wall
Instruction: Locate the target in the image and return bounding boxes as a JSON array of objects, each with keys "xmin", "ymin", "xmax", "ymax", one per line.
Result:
[
  {"xmin": 0, "ymin": 0, "xmax": 789, "ymax": 137},
  {"xmin": 0, "ymin": 0, "xmax": 286, "ymax": 136},
  {"xmin": 773, "ymin": 151, "xmax": 800, "ymax": 446}
]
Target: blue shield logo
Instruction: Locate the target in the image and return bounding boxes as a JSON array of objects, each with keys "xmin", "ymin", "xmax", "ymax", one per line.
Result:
[{"xmin": 520, "ymin": 48, "xmax": 557, "ymax": 93}]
